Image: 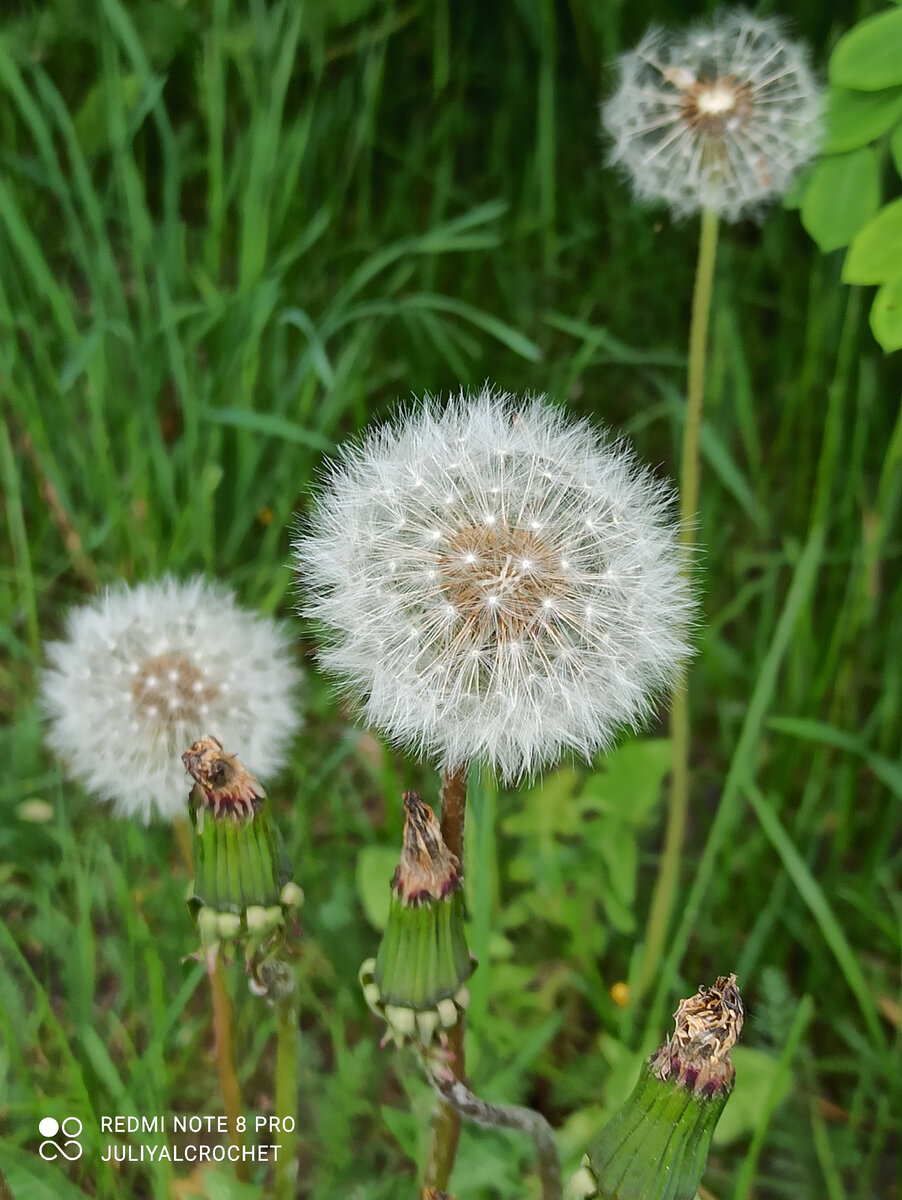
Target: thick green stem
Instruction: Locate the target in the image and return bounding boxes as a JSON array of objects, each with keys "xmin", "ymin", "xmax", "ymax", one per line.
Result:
[
  {"xmin": 422, "ymin": 764, "xmax": 469, "ymax": 1192},
  {"xmin": 638, "ymin": 207, "xmax": 719, "ymax": 1001},
  {"xmin": 208, "ymin": 960, "xmax": 249, "ymax": 1180},
  {"xmin": 275, "ymin": 976, "xmax": 299, "ymax": 1200}
]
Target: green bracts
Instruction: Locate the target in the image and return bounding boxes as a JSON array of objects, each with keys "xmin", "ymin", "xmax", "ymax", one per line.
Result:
[{"xmin": 585, "ymin": 1062, "xmax": 730, "ymax": 1200}]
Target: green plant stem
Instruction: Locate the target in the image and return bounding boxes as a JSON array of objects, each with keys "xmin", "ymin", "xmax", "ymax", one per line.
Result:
[
  {"xmin": 275, "ymin": 978, "xmax": 299, "ymax": 1200},
  {"xmin": 178, "ymin": 816, "xmax": 248, "ymax": 1178},
  {"xmin": 422, "ymin": 764, "xmax": 469, "ymax": 1192},
  {"xmin": 429, "ymin": 1069, "xmax": 562, "ymax": 1200},
  {"xmin": 209, "ymin": 960, "xmax": 249, "ymax": 1180},
  {"xmin": 638, "ymin": 207, "xmax": 719, "ymax": 1002}
]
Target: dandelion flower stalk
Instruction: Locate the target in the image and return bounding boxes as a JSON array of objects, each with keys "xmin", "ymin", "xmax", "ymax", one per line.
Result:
[
  {"xmin": 208, "ymin": 961, "xmax": 248, "ymax": 1178},
  {"xmin": 638, "ymin": 206, "xmax": 718, "ymax": 1001},
  {"xmin": 183, "ymin": 737, "xmax": 304, "ymax": 1192},
  {"xmin": 269, "ymin": 960, "xmax": 300, "ymax": 1200},
  {"xmin": 601, "ymin": 12, "xmax": 821, "ymax": 999},
  {"xmin": 299, "ymin": 389, "xmax": 693, "ymax": 1188}
]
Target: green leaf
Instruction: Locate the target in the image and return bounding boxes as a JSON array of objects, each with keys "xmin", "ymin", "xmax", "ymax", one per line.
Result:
[
  {"xmin": 830, "ymin": 8, "xmax": 902, "ymax": 91},
  {"xmin": 0, "ymin": 1141, "xmax": 94, "ymax": 1200},
  {"xmin": 580, "ymin": 739, "xmax": 671, "ymax": 824},
  {"xmin": 713, "ymin": 1048, "xmax": 790, "ymax": 1145},
  {"xmin": 355, "ymin": 844, "xmax": 398, "ymax": 930},
  {"xmin": 502, "ymin": 767, "xmax": 582, "ymax": 839},
  {"xmin": 73, "ymin": 73, "xmax": 144, "ymax": 154},
  {"xmin": 843, "ymin": 196, "xmax": 902, "ymax": 283},
  {"xmin": 870, "ymin": 274, "xmax": 902, "ymax": 351},
  {"xmin": 801, "ymin": 148, "xmax": 881, "ymax": 251},
  {"xmin": 201, "ymin": 406, "xmax": 335, "ymax": 452},
  {"xmin": 823, "ymin": 86, "xmax": 902, "ymax": 153},
  {"xmin": 595, "ymin": 822, "xmax": 638, "ymax": 933},
  {"xmin": 745, "ymin": 784, "xmax": 883, "ymax": 1045},
  {"xmin": 891, "ymin": 122, "xmax": 902, "ymax": 177}
]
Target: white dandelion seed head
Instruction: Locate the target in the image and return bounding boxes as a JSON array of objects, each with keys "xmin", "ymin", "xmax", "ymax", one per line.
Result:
[
  {"xmin": 601, "ymin": 9, "xmax": 823, "ymax": 222},
  {"xmin": 40, "ymin": 576, "xmax": 303, "ymax": 822},
  {"xmin": 294, "ymin": 387, "xmax": 695, "ymax": 783}
]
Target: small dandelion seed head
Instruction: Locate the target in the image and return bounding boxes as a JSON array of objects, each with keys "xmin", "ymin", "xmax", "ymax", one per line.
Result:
[
  {"xmin": 601, "ymin": 9, "xmax": 823, "ymax": 222},
  {"xmin": 294, "ymin": 387, "xmax": 695, "ymax": 782},
  {"xmin": 40, "ymin": 576, "xmax": 303, "ymax": 822}
]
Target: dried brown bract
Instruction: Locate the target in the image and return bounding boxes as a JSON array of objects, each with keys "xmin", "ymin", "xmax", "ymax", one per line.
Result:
[
  {"xmin": 652, "ymin": 973, "xmax": 743, "ymax": 1095},
  {"xmin": 395, "ymin": 791, "xmax": 461, "ymax": 904},
  {"xmin": 182, "ymin": 735, "xmax": 265, "ymax": 819}
]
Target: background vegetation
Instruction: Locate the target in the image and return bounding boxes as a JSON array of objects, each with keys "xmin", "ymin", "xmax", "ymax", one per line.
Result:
[{"xmin": 1, "ymin": 1, "xmax": 899, "ymax": 1197}]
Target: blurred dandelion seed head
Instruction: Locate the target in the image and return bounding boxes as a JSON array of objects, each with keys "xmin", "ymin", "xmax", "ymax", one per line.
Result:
[
  {"xmin": 295, "ymin": 387, "xmax": 694, "ymax": 782},
  {"xmin": 602, "ymin": 9, "xmax": 822, "ymax": 222},
  {"xmin": 41, "ymin": 577, "xmax": 302, "ymax": 822}
]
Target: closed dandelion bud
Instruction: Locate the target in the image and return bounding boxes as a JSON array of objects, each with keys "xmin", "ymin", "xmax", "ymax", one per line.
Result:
[
  {"xmin": 580, "ymin": 974, "xmax": 743, "ymax": 1200},
  {"xmin": 183, "ymin": 737, "xmax": 303, "ymax": 987},
  {"xmin": 360, "ymin": 792, "xmax": 474, "ymax": 1048}
]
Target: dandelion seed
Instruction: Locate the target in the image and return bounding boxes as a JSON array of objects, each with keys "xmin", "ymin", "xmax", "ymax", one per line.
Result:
[
  {"xmin": 41, "ymin": 576, "xmax": 302, "ymax": 822},
  {"xmin": 295, "ymin": 388, "xmax": 694, "ymax": 782},
  {"xmin": 602, "ymin": 9, "xmax": 822, "ymax": 221}
]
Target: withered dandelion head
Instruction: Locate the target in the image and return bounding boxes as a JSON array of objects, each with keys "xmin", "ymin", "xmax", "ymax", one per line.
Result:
[
  {"xmin": 602, "ymin": 9, "xmax": 822, "ymax": 222},
  {"xmin": 41, "ymin": 577, "xmax": 302, "ymax": 822},
  {"xmin": 294, "ymin": 388, "xmax": 694, "ymax": 782}
]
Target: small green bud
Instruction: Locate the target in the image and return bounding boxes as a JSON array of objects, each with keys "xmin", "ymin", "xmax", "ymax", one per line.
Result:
[
  {"xmin": 361, "ymin": 792, "xmax": 475, "ymax": 1049},
  {"xmin": 280, "ymin": 881, "xmax": 304, "ymax": 911},
  {"xmin": 580, "ymin": 974, "xmax": 743, "ymax": 1200}
]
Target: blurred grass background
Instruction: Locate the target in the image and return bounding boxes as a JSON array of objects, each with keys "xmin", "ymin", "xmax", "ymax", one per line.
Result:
[{"xmin": 1, "ymin": 0, "xmax": 900, "ymax": 1197}]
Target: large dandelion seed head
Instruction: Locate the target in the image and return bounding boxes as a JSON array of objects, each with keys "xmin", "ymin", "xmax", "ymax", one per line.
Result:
[
  {"xmin": 294, "ymin": 388, "xmax": 694, "ymax": 782},
  {"xmin": 41, "ymin": 577, "xmax": 303, "ymax": 822},
  {"xmin": 602, "ymin": 9, "xmax": 822, "ymax": 222}
]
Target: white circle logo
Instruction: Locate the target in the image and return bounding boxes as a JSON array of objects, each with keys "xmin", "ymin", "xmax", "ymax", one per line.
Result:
[{"xmin": 39, "ymin": 1115, "xmax": 83, "ymax": 1161}]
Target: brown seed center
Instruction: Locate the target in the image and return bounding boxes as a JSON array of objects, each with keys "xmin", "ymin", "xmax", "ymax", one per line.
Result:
[
  {"xmin": 682, "ymin": 77, "xmax": 752, "ymax": 137},
  {"xmin": 438, "ymin": 525, "xmax": 566, "ymax": 641},
  {"xmin": 132, "ymin": 653, "xmax": 218, "ymax": 725}
]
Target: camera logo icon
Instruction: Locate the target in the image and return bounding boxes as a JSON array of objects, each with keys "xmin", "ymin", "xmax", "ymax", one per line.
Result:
[{"xmin": 38, "ymin": 1116, "xmax": 83, "ymax": 1161}]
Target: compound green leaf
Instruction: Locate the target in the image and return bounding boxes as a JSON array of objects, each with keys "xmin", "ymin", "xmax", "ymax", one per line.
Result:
[
  {"xmin": 801, "ymin": 148, "xmax": 881, "ymax": 252},
  {"xmin": 843, "ymin": 196, "xmax": 902, "ymax": 283},
  {"xmin": 830, "ymin": 7, "xmax": 902, "ymax": 90}
]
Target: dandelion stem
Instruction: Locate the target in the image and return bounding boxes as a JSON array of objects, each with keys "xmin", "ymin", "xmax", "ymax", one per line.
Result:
[
  {"xmin": 439, "ymin": 763, "xmax": 468, "ymax": 862},
  {"xmin": 208, "ymin": 960, "xmax": 249, "ymax": 1180},
  {"xmin": 179, "ymin": 815, "xmax": 248, "ymax": 1177},
  {"xmin": 638, "ymin": 206, "xmax": 719, "ymax": 1000},
  {"xmin": 428, "ymin": 1068, "xmax": 562, "ymax": 1200},
  {"xmin": 275, "ymin": 975, "xmax": 299, "ymax": 1200},
  {"xmin": 422, "ymin": 764, "xmax": 469, "ymax": 1191}
]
